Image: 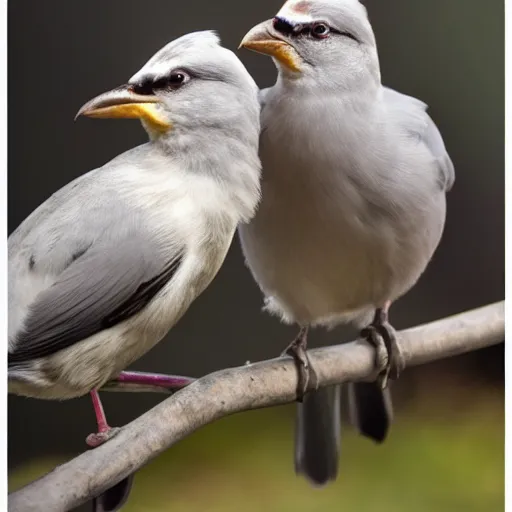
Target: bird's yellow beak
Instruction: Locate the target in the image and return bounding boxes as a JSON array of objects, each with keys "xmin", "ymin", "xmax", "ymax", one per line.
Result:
[
  {"xmin": 75, "ymin": 86, "xmax": 171, "ymax": 133},
  {"xmin": 239, "ymin": 20, "xmax": 302, "ymax": 73}
]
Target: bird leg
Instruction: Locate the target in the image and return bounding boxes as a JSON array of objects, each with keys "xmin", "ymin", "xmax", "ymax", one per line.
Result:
[
  {"xmin": 360, "ymin": 303, "xmax": 405, "ymax": 389},
  {"xmin": 86, "ymin": 373, "xmax": 194, "ymax": 447},
  {"xmin": 114, "ymin": 371, "xmax": 194, "ymax": 390},
  {"xmin": 282, "ymin": 326, "xmax": 318, "ymax": 402},
  {"xmin": 86, "ymin": 389, "xmax": 120, "ymax": 448}
]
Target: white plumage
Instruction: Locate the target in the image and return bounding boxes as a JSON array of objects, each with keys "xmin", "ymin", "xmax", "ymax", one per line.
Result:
[
  {"xmin": 9, "ymin": 31, "xmax": 261, "ymax": 402},
  {"xmin": 239, "ymin": 0, "xmax": 454, "ymax": 485}
]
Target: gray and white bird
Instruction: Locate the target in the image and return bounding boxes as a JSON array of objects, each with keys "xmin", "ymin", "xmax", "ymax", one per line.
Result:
[
  {"xmin": 239, "ymin": 0, "xmax": 454, "ymax": 486},
  {"xmin": 8, "ymin": 30, "xmax": 261, "ymax": 510}
]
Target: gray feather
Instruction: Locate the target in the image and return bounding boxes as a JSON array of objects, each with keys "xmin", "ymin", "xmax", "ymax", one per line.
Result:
[
  {"xmin": 424, "ymin": 116, "xmax": 456, "ymax": 191},
  {"xmin": 383, "ymin": 87, "xmax": 455, "ymax": 191},
  {"xmin": 8, "ymin": 29, "xmax": 262, "ymax": 409},
  {"xmin": 92, "ymin": 475, "xmax": 134, "ymax": 512},
  {"xmin": 295, "ymin": 385, "xmax": 341, "ymax": 486},
  {"xmin": 240, "ymin": 1, "xmax": 455, "ymax": 490},
  {"xmin": 8, "ymin": 150, "xmax": 189, "ymax": 367},
  {"xmin": 9, "ymin": 238, "xmax": 182, "ymax": 365},
  {"xmin": 347, "ymin": 381, "xmax": 392, "ymax": 443}
]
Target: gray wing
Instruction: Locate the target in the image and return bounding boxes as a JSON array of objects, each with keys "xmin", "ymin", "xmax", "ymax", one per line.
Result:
[
  {"xmin": 8, "ymin": 237, "xmax": 183, "ymax": 366},
  {"xmin": 422, "ymin": 113, "xmax": 455, "ymax": 191},
  {"xmin": 383, "ymin": 87, "xmax": 455, "ymax": 191}
]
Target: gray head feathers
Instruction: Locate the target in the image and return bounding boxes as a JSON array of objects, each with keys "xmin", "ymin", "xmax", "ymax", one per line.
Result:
[{"xmin": 135, "ymin": 30, "xmax": 222, "ymax": 73}]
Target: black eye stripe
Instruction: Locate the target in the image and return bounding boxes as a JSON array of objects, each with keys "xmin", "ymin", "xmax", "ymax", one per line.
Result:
[
  {"xmin": 273, "ymin": 17, "xmax": 298, "ymax": 35},
  {"xmin": 272, "ymin": 17, "xmax": 360, "ymax": 43},
  {"xmin": 313, "ymin": 25, "xmax": 359, "ymax": 42},
  {"xmin": 131, "ymin": 80, "xmax": 154, "ymax": 95},
  {"xmin": 152, "ymin": 77, "xmax": 169, "ymax": 89},
  {"xmin": 131, "ymin": 70, "xmax": 190, "ymax": 95}
]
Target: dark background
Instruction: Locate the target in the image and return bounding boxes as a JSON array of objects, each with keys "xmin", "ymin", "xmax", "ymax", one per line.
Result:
[{"xmin": 8, "ymin": 1, "xmax": 503, "ymax": 510}]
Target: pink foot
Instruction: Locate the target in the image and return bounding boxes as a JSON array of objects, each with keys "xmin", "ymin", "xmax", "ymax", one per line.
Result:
[
  {"xmin": 86, "ymin": 426, "xmax": 121, "ymax": 448},
  {"xmin": 87, "ymin": 389, "xmax": 120, "ymax": 447}
]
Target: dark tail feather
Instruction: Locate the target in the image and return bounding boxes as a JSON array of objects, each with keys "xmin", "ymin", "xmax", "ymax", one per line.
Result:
[
  {"xmin": 91, "ymin": 474, "xmax": 134, "ymax": 512},
  {"xmin": 347, "ymin": 382, "xmax": 393, "ymax": 443},
  {"xmin": 295, "ymin": 384, "xmax": 341, "ymax": 486}
]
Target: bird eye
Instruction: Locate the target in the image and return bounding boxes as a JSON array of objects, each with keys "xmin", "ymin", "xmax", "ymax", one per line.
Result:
[
  {"xmin": 167, "ymin": 71, "xmax": 189, "ymax": 88},
  {"xmin": 152, "ymin": 71, "xmax": 190, "ymax": 91},
  {"xmin": 131, "ymin": 70, "xmax": 191, "ymax": 95},
  {"xmin": 311, "ymin": 23, "xmax": 330, "ymax": 39}
]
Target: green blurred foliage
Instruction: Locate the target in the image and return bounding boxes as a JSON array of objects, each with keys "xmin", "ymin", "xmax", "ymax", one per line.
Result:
[{"xmin": 9, "ymin": 386, "xmax": 503, "ymax": 512}]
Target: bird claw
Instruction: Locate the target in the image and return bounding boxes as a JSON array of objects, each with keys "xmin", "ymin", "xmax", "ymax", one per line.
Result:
[
  {"xmin": 282, "ymin": 327, "xmax": 318, "ymax": 402},
  {"xmin": 361, "ymin": 325, "xmax": 389, "ymax": 370},
  {"xmin": 86, "ymin": 426, "xmax": 121, "ymax": 448},
  {"xmin": 361, "ymin": 311, "xmax": 405, "ymax": 390},
  {"xmin": 381, "ymin": 323, "xmax": 405, "ymax": 381}
]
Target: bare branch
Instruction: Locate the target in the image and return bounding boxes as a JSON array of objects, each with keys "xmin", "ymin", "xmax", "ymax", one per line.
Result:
[{"xmin": 9, "ymin": 301, "xmax": 504, "ymax": 512}]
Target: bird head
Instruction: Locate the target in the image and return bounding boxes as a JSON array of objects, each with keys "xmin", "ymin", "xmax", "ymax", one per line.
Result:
[
  {"xmin": 240, "ymin": 0, "xmax": 380, "ymax": 90},
  {"xmin": 76, "ymin": 31, "xmax": 260, "ymax": 140}
]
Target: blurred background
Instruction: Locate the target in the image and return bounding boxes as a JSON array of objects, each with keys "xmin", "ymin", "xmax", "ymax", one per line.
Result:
[{"xmin": 8, "ymin": 0, "xmax": 504, "ymax": 511}]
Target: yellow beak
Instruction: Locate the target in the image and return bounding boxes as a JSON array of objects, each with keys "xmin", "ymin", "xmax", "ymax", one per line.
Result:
[
  {"xmin": 239, "ymin": 20, "xmax": 302, "ymax": 73},
  {"xmin": 75, "ymin": 86, "xmax": 171, "ymax": 133}
]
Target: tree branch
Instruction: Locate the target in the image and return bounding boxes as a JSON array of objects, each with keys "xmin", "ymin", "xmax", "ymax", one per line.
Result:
[{"xmin": 9, "ymin": 301, "xmax": 504, "ymax": 512}]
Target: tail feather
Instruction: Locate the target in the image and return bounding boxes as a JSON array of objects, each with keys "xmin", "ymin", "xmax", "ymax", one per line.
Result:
[
  {"xmin": 91, "ymin": 474, "xmax": 134, "ymax": 512},
  {"xmin": 295, "ymin": 385, "xmax": 341, "ymax": 486},
  {"xmin": 347, "ymin": 382, "xmax": 393, "ymax": 443}
]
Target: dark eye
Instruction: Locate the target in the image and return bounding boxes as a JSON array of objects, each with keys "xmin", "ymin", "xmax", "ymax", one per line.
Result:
[
  {"xmin": 311, "ymin": 22, "xmax": 330, "ymax": 39},
  {"xmin": 152, "ymin": 71, "xmax": 190, "ymax": 91},
  {"xmin": 167, "ymin": 71, "xmax": 189, "ymax": 88}
]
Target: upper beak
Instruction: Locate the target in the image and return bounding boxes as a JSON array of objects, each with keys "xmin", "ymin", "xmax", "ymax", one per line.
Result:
[
  {"xmin": 75, "ymin": 85, "xmax": 171, "ymax": 133},
  {"xmin": 239, "ymin": 20, "xmax": 302, "ymax": 73}
]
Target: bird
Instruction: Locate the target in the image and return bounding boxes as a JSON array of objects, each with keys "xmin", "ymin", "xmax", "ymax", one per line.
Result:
[
  {"xmin": 8, "ymin": 30, "xmax": 261, "ymax": 511},
  {"xmin": 238, "ymin": 0, "xmax": 454, "ymax": 486}
]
